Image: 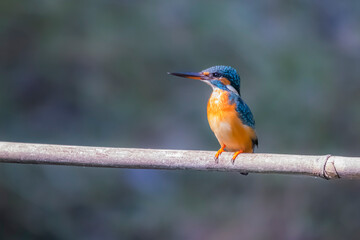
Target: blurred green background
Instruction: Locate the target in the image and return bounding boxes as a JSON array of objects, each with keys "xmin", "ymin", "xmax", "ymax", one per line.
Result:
[{"xmin": 1, "ymin": 0, "xmax": 360, "ymax": 239}]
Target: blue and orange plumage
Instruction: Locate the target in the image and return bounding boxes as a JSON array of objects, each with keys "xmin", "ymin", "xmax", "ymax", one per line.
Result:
[{"xmin": 169, "ymin": 65, "xmax": 258, "ymax": 164}]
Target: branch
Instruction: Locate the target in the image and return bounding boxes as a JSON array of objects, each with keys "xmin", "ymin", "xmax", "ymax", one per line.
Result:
[{"xmin": 0, "ymin": 141, "xmax": 359, "ymax": 180}]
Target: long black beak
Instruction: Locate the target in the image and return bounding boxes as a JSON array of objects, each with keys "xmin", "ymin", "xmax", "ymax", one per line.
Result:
[{"xmin": 168, "ymin": 71, "xmax": 208, "ymax": 80}]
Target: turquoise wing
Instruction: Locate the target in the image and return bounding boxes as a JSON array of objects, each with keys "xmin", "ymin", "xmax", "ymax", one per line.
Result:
[
  {"xmin": 229, "ymin": 93, "xmax": 258, "ymax": 147},
  {"xmin": 233, "ymin": 96, "xmax": 255, "ymax": 129}
]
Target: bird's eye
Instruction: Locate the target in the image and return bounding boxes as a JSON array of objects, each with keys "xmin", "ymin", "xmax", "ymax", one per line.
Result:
[{"xmin": 212, "ymin": 72, "xmax": 220, "ymax": 77}]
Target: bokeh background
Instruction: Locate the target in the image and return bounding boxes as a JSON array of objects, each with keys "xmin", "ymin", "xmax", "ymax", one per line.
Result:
[{"xmin": 1, "ymin": 0, "xmax": 360, "ymax": 239}]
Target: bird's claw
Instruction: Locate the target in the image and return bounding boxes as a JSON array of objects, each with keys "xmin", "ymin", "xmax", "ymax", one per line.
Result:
[
  {"xmin": 231, "ymin": 150, "xmax": 244, "ymax": 164},
  {"xmin": 214, "ymin": 145, "xmax": 226, "ymax": 164}
]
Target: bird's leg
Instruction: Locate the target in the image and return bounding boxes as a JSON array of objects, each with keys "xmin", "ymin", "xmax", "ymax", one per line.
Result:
[
  {"xmin": 214, "ymin": 144, "xmax": 226, "ymax": 163},
  {"xmin": 231, "ymin": 150, "xmax": 244, "ymax": 164}
]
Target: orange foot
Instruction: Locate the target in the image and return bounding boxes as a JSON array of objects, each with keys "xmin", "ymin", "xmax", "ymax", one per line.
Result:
[
  {"xmin": 214, "ymin": 144, "xmax": 226, "ymax": 163},
  {"xmin": 231, "ymin": 150, "xmax": 244, "ymax": 165}
]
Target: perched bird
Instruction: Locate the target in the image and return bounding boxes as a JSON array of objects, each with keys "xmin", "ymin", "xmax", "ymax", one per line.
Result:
[{"xmin": 169, "ymin": 65, "xmax": 258, "ymax": 164}]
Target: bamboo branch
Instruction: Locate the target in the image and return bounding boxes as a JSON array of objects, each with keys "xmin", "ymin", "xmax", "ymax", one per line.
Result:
[{"xmin": 0, "ymin": 141, "xmax": 359, "ymax": 180}]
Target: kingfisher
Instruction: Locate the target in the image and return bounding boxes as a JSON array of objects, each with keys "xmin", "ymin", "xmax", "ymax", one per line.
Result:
[{"xmin": 169, "ymin": 65, "xmax": 258, "ymax": 164}]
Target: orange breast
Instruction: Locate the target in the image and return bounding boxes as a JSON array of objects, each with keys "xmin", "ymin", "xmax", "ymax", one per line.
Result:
[{"xmin": 207, "ymin": 89, "xmax": 256, "ymax": 153}]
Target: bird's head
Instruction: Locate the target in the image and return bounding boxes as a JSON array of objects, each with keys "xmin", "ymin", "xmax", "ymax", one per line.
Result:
[{"xmin": 169, "ymin": 65, "xmax": 241, "ymax": 95}]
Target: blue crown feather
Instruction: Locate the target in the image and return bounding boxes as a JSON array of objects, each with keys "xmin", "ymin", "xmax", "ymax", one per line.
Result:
[{"xmin": 203, "ymin": 65, "xmax": 241, "ymax": 94}]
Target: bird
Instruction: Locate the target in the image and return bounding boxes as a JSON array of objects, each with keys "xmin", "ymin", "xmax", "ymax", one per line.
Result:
[{"xmin": 169, "ymin": 65, "xmax": 258, "ymax": 164}]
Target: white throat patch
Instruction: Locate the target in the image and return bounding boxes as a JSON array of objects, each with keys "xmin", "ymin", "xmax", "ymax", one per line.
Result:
[
  {"xmin": 201, "ymin": 80, "xmax": 215, "ymax": 89},
  {"xmin": 202, "ymin": 80, "xmax": 239, "ymax": 95}
]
